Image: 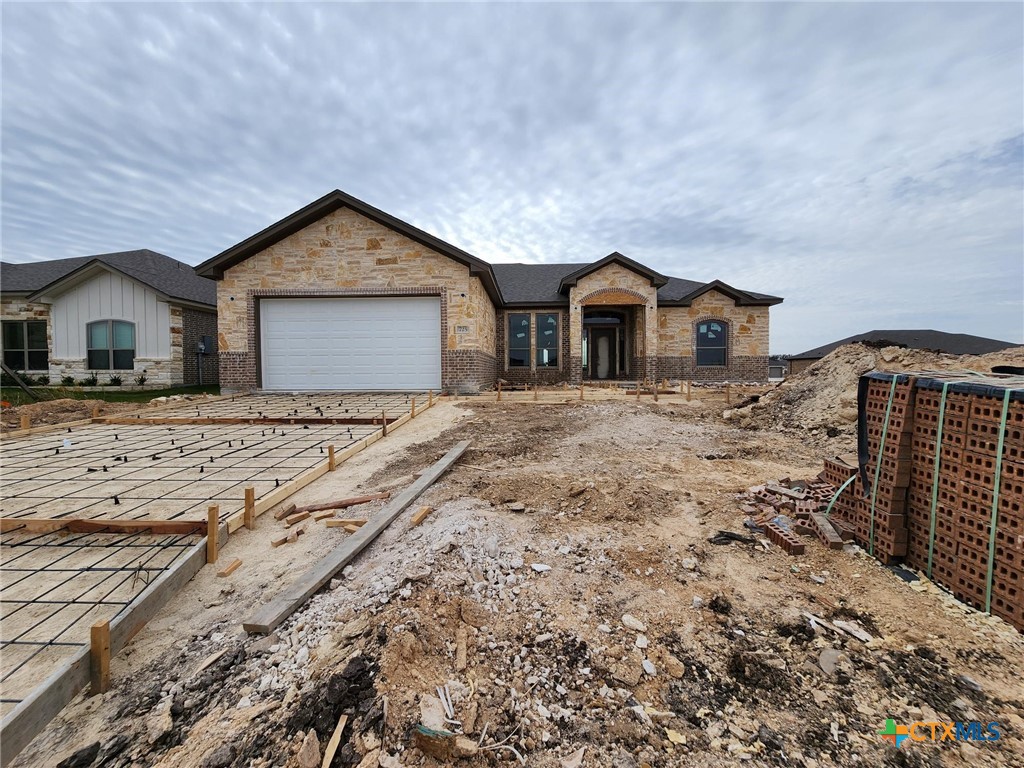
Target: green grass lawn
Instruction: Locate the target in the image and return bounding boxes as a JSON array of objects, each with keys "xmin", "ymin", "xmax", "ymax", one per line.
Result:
[{"xmin": 0, "ymin": 384, "xmax": 220, "ymax": 408}]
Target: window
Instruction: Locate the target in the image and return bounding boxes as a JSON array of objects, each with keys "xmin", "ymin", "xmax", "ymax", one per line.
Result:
[
  {"xmin": 87, "ymin": 320, "xmax": 135, "ymax": 370},
  {"xmin": 696, "ymin": 320, "xmax": 728, "ymax": 366},
  {"xmin": 535, "ymin": 313, "xmax": 559, "ymax": 367},
  {"xmin": 1, "ymin": 320, "xmax": 47, "ymax": 371},
  {"xmin": 508, "ymin": 314, "xmax": 530, "ymax": 368}
]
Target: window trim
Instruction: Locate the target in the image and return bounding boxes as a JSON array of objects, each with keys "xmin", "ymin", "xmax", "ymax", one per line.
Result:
[
  {"xmin": 86, "ymin": 320, "xmax": 136, "ymax": 371},
  {"xmin": 1, "ymin": 320, "xmax": 48, "ymax": 371},
  {"xmin": 695, "ymin": 318, "xmax": 729, "ymax": 368}
]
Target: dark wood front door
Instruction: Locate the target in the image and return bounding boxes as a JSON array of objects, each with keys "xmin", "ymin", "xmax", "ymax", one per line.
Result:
[{"xmin": 591, "ymin": 328, "xmax": 617, "ymax": 380}]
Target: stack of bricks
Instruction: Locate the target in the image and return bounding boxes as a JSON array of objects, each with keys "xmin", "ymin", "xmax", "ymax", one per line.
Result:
[
  {"xmin": 824, "ymin": 371, "xmax": 1023, "ymax": 632},
  {"xmin": 903, "ymin": 376, "xmax": 1024, "ymax": 630}
]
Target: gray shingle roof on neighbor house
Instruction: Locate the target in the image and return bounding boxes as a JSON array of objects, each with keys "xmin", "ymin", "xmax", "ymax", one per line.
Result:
[
  {"xmin": 0, "ymin": 249, "xmax": 216, "ymax": 307},
  {"xmin": 792, "ymin": 330, "xmax": 1023, "ymax": 360},
  {"xmin": 491, "ymin": 262, "xmax": 780, "ymax": 306}
]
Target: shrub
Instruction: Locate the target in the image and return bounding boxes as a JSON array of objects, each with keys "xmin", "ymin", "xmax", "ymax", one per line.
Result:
[
  {"xmin": 35, "ymin": 375, "xmax": 49, "ymax": 385},
  {"xmin": 134, "ymin": 374, "xmax": 147, "ymax": 386},
  {"xmin": 107, "ymin": 375, "xmax": 123, "ymax": 387},
  {"xmin": 61, "ymin": 375, "xmax": 76, "ymax": 387},
  {"xmin": 82, "ymin": 374, "xmax": 98, "ymax": 387}
]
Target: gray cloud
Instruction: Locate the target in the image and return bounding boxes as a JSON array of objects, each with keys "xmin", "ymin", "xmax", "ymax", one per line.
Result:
[{"xmin": 2, "ymin": 2, "xmax": 1021, "ymax": 353}]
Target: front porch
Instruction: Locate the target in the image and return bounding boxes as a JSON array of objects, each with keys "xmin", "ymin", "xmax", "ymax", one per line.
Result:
[{"xmin": 580, "ymin": 306, "xmax": 646, "ymax": 381}]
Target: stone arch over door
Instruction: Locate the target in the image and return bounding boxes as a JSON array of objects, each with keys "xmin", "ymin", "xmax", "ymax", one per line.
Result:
[{"xmin": 579, "ymin": 287, "xmax": 649, "ymax": 306}]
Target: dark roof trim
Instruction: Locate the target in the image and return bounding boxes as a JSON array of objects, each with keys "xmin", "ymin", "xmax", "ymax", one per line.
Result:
[
  {"xmin": 657, "ymin": 279, "xmax": 784, "ymax": 307},
  {"xmin": 26, "ymin": 258, "xmax": 216, "ymax": 309},
  {"xmin": 501, "ymin": 300, "xmax": 572, "ymax": 309},
  {"xmin": 557, "ymin": 252, "xmax": 669, "ymax": 295},
  {"xmin": 194, "ymin": 189, "xmax": 503, "ymax": 305}
]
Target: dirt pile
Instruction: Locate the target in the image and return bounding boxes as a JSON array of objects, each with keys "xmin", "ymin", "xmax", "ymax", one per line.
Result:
[{"xmin": 734, "ymin": 344, "xmax": 1023, "ymax": 432}]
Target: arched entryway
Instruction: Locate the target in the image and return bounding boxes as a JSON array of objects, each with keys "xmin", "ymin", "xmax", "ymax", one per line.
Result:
[{"xmin": 583, "ymin": 308, "xmax": 629, "ymax": 380}]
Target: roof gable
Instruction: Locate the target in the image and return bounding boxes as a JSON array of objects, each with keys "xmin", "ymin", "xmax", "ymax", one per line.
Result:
[
  {"xmin": 194, "ymin": 189, "xmax": 502, "ymax": 304},
  {"xmin": 1, "ymin": 250, "xmax": 216, "ymax": 307},
  {"xmin": 557, "ymin": 252, "xmax": 669, "ymax": 295}
]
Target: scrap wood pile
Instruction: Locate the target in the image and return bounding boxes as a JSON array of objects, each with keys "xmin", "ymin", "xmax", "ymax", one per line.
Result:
[{"xmin": 741, "ymin": 370, "xmax": 1024, "ymax": 633}]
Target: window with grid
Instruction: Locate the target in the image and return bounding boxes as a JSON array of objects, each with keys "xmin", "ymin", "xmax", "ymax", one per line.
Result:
[
  {"xmin": 535, "ymin": 313, "xmax": 559, "ymax": 367},
  {"xmin": 87, "ymin": 320, "xmax": 135, "ymax": 370},
  {"xmin": 696, "ymin": 320, "xmax": 728, "ymax": 366},
  {"xmin": 1, "ymin": 321, "xmax": 48, "ymax": 371}
]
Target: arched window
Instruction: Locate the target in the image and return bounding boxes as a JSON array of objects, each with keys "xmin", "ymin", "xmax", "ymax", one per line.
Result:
[
  {"xmin": 87, "ymin": 320, "xmax": 135, "ymax": 370},
  {"xmin": 696, "ymin": 320, "xmax": 728, "ymax": 367}
]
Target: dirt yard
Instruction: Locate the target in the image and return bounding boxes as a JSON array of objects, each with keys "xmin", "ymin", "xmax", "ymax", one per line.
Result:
[{"xmin": 9, "ymin": 383, "xmax": 1024, "ymax": 768}]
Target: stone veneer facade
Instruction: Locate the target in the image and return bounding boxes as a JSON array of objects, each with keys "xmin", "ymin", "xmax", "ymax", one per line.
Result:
[
  {"xmin": 0, "ymin": 297, "xmax": 210, "ymax": 387},
  {"xmin": 215, "ymin": 207, "xmax": 497, "ymax": 394}
]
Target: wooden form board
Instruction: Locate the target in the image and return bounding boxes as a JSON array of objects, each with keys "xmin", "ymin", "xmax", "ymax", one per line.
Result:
[
  {"xmin": 243, "ymin": 440, "xmax": 470, "ymax": 634},
  {"xmin": 0, "ymin": 517, "xmax": 208, "ymax": 536}
]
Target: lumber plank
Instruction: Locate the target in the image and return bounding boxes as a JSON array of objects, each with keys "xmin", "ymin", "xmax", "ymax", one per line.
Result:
[
  {"xmin": 321, "ymin": 714, "xmax": 349, "ymax": 768},
  {"xmin": 0, "ymin": 517, "xmax": 207, "ymax": 536},
  {"xmin": 293, "ymin": 492, "xmax": 390, "ymax": 514},
  {"xmin": 243, "ymin": 440, "xmax": 470, "ymax": 634},
  {"xmin": 411, "ymin": 506, "xmax": 433, "ymax": 526},
  {"xmin": 284, "ymin": 511, "xmax": 310, "ymax": 527},
  {"xmin": 217, "ymin": 558, "xmax": 242, "ymax": 577},
  {"xmin": 342, "ymin": 523, "xmax": 361, "ymax": 533},
  {"xmin": 207, "ymin": 506, "xmax": 219, "ymax": 564},
  {"xmin": 274, "ymin": 504, "xmax": 297, "ymax": 521},
  {"xmin": 312, "ymin": 511, "xmax": 335, "ymax": 521}
]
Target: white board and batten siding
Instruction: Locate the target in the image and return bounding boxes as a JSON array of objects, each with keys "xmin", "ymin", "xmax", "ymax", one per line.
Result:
[
  {"xmin": 259, "ymin": 297, "xmax": 442, "ymax": 391},
  {"xmin": 51, "ymin": 272, "xmax": 171, "ymax": 359}
]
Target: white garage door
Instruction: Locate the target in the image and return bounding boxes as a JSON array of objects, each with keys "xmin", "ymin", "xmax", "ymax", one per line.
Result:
[{"xmin": 260, "ymin": 297, "xmax": 442, "ymax": 391}]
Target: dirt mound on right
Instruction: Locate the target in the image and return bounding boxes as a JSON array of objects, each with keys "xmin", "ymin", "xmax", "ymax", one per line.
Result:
[{"xmin": 736, "ymin": 343, "xmax": 1023, "ymax": 432}]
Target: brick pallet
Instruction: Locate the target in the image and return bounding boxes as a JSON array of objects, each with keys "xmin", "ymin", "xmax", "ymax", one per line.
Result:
[{"xmin": 826, "ymin": 371, "xmax": 1024, "ymax": 631}]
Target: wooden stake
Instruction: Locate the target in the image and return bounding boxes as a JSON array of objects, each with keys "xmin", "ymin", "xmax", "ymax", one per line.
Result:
[
  {"xmin": 328, "ymin": 444, "xmax": 336, "ymax": 471},
  {"xmin": 217, "ymin": 558, "xmax": 242, "ymax": 577},
  {"xmin": 410, "ymin": 397, "xmax": 416, "ymax": 418},
  {"xmin": 653, "ymin": 386, "xmax": 658, "ymax": 402},
  {"xmin": 207, "ymin": 506, "xmax": 219, "ymax": 564},
  {"xmin": 636, "ymin": 380, "xmax": 641, "ymax": 400},
  {"xmin": 92, "ymin": 404, "xmax": 100, "ymax": 418},
  {"xmin": 342, "ymin": 523, "xmax": 361, "ymax": 533},
  {"xmin": 579, "ymin": 385, "xmax": 584, "ymax": 400},
  {"xmin": 381, "ymin": 410, "xmax": 387, "ymax": 437},
  {"xmin": 321, "ymin": 713, "xmax": 349, "ymax": 768},
  {"xmin": 244, "ymin": 487, "xmax": 255, "ymax": 530},
  {"xmin": 686, "ymin": 380, "xmax": 692, "ymax": 401},
  {"xmin": 428, "ymin": 390, "xmax": 433, "ymax": 407},
  {"xmin": 271, "ymin": 527, "xmax": 305, "ymax": 547},
  {"xmin": 284, "ymin": 511, "xmax": 310, "ymax": 527},
  {"xmin": 20, "ymin": 414, "xmax": 29, "ymax": 431},
  {"xmin": 533, "ymin": 385, "xmax": 538, "ymax": 401},
  {"xmin": 411, "ymin": 505, "xmax": 433, "ymax": 526},
  {"xmin": 90, "ymin": 620, "xmax": 110, "ymax": 695},
  {"xmin": 725, "ymin": 383, "xmax": 731, "ymax": 404},
  {"xmin": 496, "ymin": 381, "xmax": 502, "ymax": 401},
  {"xmin": 312, "ymin": 510, "xmax": 334, "ymax": 521}
]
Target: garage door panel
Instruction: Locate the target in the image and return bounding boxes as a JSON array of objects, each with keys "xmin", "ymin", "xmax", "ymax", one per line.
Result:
[{"xmin": 260, "ymin": 297, "xmax": 441, "ymax": 391}]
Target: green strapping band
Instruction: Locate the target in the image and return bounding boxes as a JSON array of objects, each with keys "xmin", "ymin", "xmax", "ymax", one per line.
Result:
[
  {"xmin": 825, "ymin": 474, "xmax": 857, "ymax": 518},
  {"xmin": 869, "ymin": 377, "xmax": 900, "ymax": 557},
  {"xmin": 926, "ymin": 382, "xmax": 952, "ymax": 579},
  {"xmin": 984, "ymin": 388, "xmax": 1013, "ymax": 614}
]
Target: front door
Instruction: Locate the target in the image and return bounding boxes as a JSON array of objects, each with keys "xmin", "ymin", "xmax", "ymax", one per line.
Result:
[{"xmin": 591, "ymin": 328, "xmax": 617, "ymax": 379}]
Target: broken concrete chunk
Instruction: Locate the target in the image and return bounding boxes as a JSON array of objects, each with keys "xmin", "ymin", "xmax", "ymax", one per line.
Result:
[
  {"xmin": 818, "ymin": 648, "xmax": 851, "ymax": 676},
  {"xmin": 295, "ymin": 729, "xmax": 320, "ymax": 768},
  {"xmin": 419, "ymin": 695, "xmax": 448, "ymax": 731},
  {"xmin": 561, "ymin": 746, "xmax": 586, "ymax": 768},
  {"xmin": 621, "ymin": 614, "xmax": 647, "ymax": 632},
  {"xmin": 507, "ymin": 502, "xmax": 526, "ymax": 513},
  {"xmin": 642, "ymin": 658, "xmax": 657, "ymax": 676},
  {"xmin": 531, "ymin": 563, "xmax": 552, "ymax": 573}
]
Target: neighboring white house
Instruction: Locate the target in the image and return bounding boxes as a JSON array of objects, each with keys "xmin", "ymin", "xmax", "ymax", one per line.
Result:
[{"xmin": 0, "ymin": 250, "xmax": 218, "ymax": 387}]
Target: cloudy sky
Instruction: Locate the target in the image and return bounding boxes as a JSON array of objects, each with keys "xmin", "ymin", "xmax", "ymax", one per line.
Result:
[{"xmin": 2, "ymin": 2, "xmax": 1022, "ymax": 354}]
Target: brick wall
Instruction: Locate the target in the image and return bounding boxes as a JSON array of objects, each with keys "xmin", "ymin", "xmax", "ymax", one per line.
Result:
[
  {"xmin": 447, "ymin": 350, "xmax": 497, "ymax": 393},
  {"xmin": 182, "ymin": 308, "xmax": 219, "ymax": 386},
  {"xmin": 657, "ymin": 355, "xmax": 769, "ymax": 382}
]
